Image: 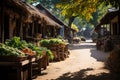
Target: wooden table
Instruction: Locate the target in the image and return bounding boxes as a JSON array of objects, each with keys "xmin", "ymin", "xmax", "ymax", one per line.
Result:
[{"xmin": 0, "ymin": 58, "xmax": 36, "ymax": 80}]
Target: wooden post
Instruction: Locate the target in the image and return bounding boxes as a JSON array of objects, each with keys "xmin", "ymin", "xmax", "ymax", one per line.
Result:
[
  {"xmin": 32, "ymin": 22, "xmax": 34, "ymax": 37},
  {"xmin": 17, "ymin": 66, "xmax": 23, "ymax": 80},
  {"xmin": 118, "ymin": 10, "xmax": 120, "ymax": 35},
  {"xmin": 20, "ymin": 16, "xmax": 23, "ymax": 40},
  {"xmin": 1, "ymin": 4, "xmax": 4, "ymax": 43},
  {"xmin": 28, "ymin": 62, "xmax": 32, "ymax": 80}
]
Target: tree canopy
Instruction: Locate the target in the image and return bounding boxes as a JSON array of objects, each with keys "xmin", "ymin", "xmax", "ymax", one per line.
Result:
[
  {"xmin": 99, "ymin": 0, "xmax": 120, "ymax": 7},
  {"xmin": 26, "ymin": 0, "xmax": 119, "ymax": 28},
  {"xmin": 71, "ymin": 23, "xmax": 79, "ymax": 32},
  {"xmin": 56, "ymin": 0, "xmax": 99, "ymax": 27},
  {"xmin": 56, "ymin": 0, "xmax": 98, "ymax": 20},
  {"xmin": 55, "ymin": 0, "xmax": 119, "ymax": 27}
]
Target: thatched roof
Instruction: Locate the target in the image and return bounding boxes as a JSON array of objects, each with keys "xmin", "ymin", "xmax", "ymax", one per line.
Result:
[
  {"xmin": 43, "ymin": 15, "xmax": 61, "ymax": 28},
  {"xmin": 36, "ymin": 4, "xmax": 65, "ymax": 25},
  {"xmin": 2, "ymin": 0, "xmax": 27, "ymax": 15},
  {"xmin": 3, "ymin": 0, "xmax": 44, "ymax": 22},
  {"xmin": 15, "ymin": 0, "xmax": 44, "ymax": 22},
  {"xmin": 16, "ymin": 0, "xmax": 61, "ymax": 27},
  {"xmin": 36, "ymin": 4, "xmax": 75, "ymax": 30},
  {"xmin": 2, "ymin": 0, "xmax": 62, "ymax": 27}
]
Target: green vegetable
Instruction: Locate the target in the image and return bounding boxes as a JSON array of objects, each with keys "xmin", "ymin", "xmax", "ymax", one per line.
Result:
[
  {"xmin": 46, "ymin": 49, "xmax": 54, "ymax": 60},
  {"xmin": 0, "ymin": 43, "xmax": 25, "ymax": 57},
  {"xmin": 27, "ymin": 43, "xmax": 54, "ymax": 59},
  {"xmin": 5, "ymin": 36, "xmax": 28, "ymax": 50},
  {"xmin": 40, "ymin": 38, "xmax": 65, "ymax": 47},
  {"xmin": 27, "ymin": 43, "xmax": 43, "ymax": 56},
  {"xmin": 40, "ymin": 39, "xmax": 50, "ymax": 47},
  {"xmin": 4, "ymin": 36, "xmax": 54, "ymax": 59}
]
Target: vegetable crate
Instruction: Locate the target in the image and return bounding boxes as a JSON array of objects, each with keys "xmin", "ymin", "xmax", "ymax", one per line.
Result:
[{"xmin": 57, "ymin": 44, "xmax": 65, "ymax": 60}]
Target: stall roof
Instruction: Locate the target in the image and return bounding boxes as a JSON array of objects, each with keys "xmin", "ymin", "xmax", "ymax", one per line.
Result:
[
  {"xmin": 100, "ymin": 8, "xmax": 119, "ymax": 25},
  {"xmin": 21, "ymin": 1, "xmax": 61, "ymax": 28},
  {"xmin": 36, "ymin": 4, "xmax": 76, "ymax": 31},
  {"xmin": 36, "ymin": 4, "xmax": 66, "ymax": 26},
  {"xmin": 94, "ymin": 8, "xmax": 119, "ymax": 31},
  {"xmin": 3, "ymin": 0, "xmax": 44, "ymax": 22}
]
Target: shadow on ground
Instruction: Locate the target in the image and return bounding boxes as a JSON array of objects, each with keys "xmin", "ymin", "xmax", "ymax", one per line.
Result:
[
  {"xmin": 55, "ymin": 68, "xmax": 120, "ymax": 80},
  {"xmin": 55, "ymin": 68, "xmax": 111, "ymax": 80}
]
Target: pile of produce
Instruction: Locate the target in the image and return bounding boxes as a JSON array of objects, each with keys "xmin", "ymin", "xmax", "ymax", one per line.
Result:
[
  {"xmin": 40, "ymin": 38, "xmax": 66, "ymax": 61},
  {"xmin": 28, "ymin": 43, "xmax": 54, "ymax": 59},
  {"xmin": 0, "ymin": 43, "xmax": 25, "ymax": 57},
  {"xmin": 5, "ymin": 36, "xmax": 54, "ymax": 60},
  {"xmin": 40, "ymin": 38, "xmax": 65, "ymax": 47},
  {"xmin": 21, "ymin": 47, "xmax": 36, "ymax": 56},
  {"xmin": 5, "ymin": 36, "xmax": 36, "ymax": 56},
  {"xmin": 5, "ymin": 36, "xmax": 28, "ymax": 50},
  {"xmin": 27, "ymin": 43, "xmax": 43, "ymax": 56}
]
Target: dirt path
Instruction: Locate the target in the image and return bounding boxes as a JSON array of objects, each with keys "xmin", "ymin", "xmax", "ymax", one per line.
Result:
[{"xmin": 34, "ymin": 40, "xmax": 110, "ymax": 80}]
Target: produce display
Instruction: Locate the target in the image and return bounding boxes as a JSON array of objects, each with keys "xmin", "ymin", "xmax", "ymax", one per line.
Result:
[
  {"xmin": 27, "ymin": 43, "xmax": 43, "ymax": 56},
  {"xmin": 21, "ymin": 47, "xmax": 36, "ymax": 56},
  {"xmin": 28, "ymin": 43, "xmax": 54, "ymax": 59},
  {"xmin": 40, "ymin": 38, "xmax": 67, "ymax": 61},
  {"xmin": 46, "ymin": 49, "xmax": 54, "ymax": 60},
  {"xmin": 0, "ymin": 43, "xmax": 25, "ymax": 57},
  {"xmin": 40, "ymin": 38, "xmax": 65, "ymax": 47},
  {"xmin": 5, "ymin": 36, "xmax": 28, "ymax": 50},
  {"xmin": 39, "ymin": 39, "xmax": 50, "ymax": 47},
  {"xmin": 4, "ymin": 36, "xmax": 54, "ymax": 60}
]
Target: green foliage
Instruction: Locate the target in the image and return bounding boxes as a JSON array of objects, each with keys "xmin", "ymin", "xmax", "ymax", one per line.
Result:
[
  {"xmin": 56, "ymin": 0, "xmax": 98, "ymax": 21},
  {"xmin": 71, "ymin": 23, "xmax": 79, "ymax": 32},
  {"xmin": 26, "ymin": 0, "xmax": 39, "ymax": 4},
  {"xmin": 89, "ymin": 3, "xmax": 111, "ymax": 26},
  {"xmin": 99, "ymin": 0, "xmax": 120, "ymax": 7}
]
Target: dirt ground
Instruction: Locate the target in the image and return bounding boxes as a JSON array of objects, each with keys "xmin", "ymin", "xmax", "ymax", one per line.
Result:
[{"xmin": 34, "ymin": 40, "xmax": 111, "ymax": 80}]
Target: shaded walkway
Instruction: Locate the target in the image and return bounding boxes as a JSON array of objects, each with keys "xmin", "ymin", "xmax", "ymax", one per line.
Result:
[{"xmin": 34, "ymin": 40, "xmax": 110, "ymax": 80}]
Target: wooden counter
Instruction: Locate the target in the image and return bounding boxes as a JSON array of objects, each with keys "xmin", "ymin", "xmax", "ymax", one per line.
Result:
[{"xmin": 0, "ymin": 57, "xmax": 36, "ymax": 80}]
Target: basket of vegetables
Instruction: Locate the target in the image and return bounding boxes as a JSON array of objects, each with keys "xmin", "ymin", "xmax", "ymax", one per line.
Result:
[
  {"xmin": 5, "ymin": 36, "xmax": 36, "ymax": 59},
  {"xmin": 0, "ymin": 43, "xmax": 27, "ymax": 62}
]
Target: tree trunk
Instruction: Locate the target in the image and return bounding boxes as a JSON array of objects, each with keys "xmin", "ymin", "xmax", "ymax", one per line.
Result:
[{"xmin": 68, "ymin": 16, "xmax": 77, "ymax": 27}]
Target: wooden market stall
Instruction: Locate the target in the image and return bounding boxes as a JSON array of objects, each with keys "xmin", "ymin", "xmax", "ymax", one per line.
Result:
[
  {"xmin": 0, "ymin": 0, "xmax": 62, "ymax": 43},
  {"xmin": 0, "ymin": 0, "xmax": 73, "ymax": 79},
  {"xmin": 0, "ymin": 0, "xmax": 30, "ymax": 43},
  {"xmin": 36, "ymin": 4, "xmax": 62, "ymax": 38},
  {"xmin": 0, "ymin": 0, "xmax": 57, "ymax": 79},
  {"xmin": 36, "ymin": 4, "xmax": 74, "ymax": 61},
  {"xmin": 36, "ymin": 4, "xmax": 76, "ymax": 40},
  {"xmin": 95, "ymin": 8, "xmax": 120, "ymax": 51},
  {"xmin": 0, "ymin": 0, "xmax": 45, "ymax": 43}
]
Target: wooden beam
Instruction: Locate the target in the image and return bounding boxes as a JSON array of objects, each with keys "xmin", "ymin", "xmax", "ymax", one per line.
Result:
[{"xmin": 1, "ymin": 6, "xmax": 4, "ymax": 43}]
